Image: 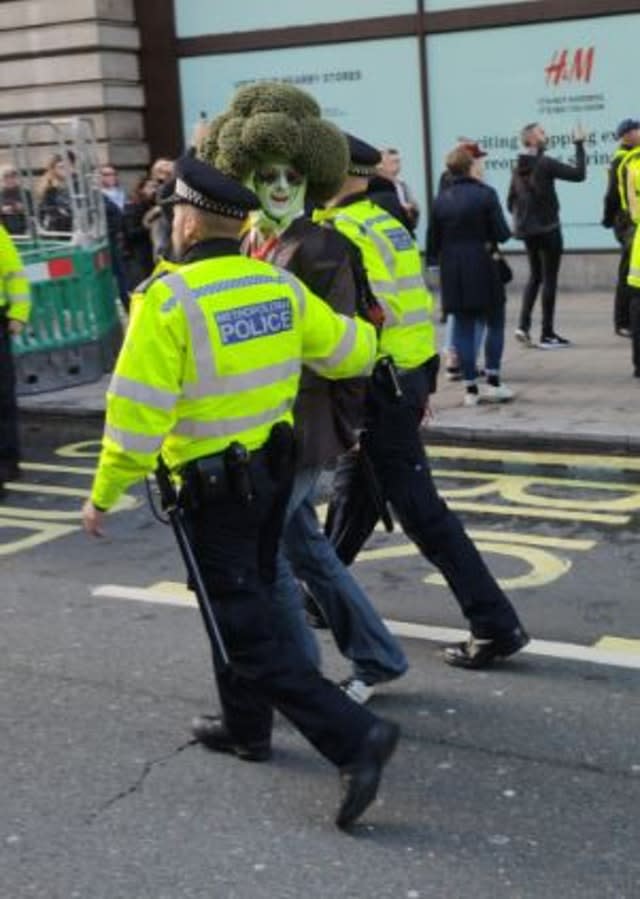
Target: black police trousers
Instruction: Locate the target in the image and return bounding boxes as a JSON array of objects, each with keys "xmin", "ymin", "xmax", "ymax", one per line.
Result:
[
  {"xmin": 325, "ymin": 362, "xmax": 523, "ymax": 640},
  {"xmin": 181, "ymin": 447, "xmax": 377, "ymax": 767},
  {"xmin": 0, "ymin": 313, "xmax": 20, "ymax": 470}
]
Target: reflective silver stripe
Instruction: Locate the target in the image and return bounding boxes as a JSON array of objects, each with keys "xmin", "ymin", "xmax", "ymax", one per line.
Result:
[
  {"xmin": 278, "ymin": 270, "xmax": 306, "ymax": 317},
  {"xmin": 397, "ymin": 275, "xmax": 426, "ymax": 291},
  {"xmin": 362, "ymin": 213, "xmax": 393, "ymax": 227},
  {"xmin": 183, "ymin": 358, "xmax": 301, "ymax": 399},
  {"xmin": 369, "ymin": 278, "xmax": 395, "ymax": 294},
  {"xmin": 191, "ymin": 274, "xmax": 284, "ymax": 297},
  {"xmin": 104, "ymin": 424, "xmax": 164, "ymax": 454},
  {"xmin": 109, "ymin": 374, "xmax": 179, "ymax": 410},
  {"xmin": 173, "ymin": 399, "xmax": 292, "ymax": 439},
  {"xmin": 629, "ymin": 266, "xmax": 640, "ymax": 277},
  {"xmin": 163, "ymin": 272, "xmax": 217, "ymax": 397},
  {"xmin": 335, "ymin": 213, "xmax": 397, "ymax": 279},
  {"xmin": 307, "ymin": 317, "xmax": 357, "ymax": 374},
  {"xmin": 403, "ymin": 307, "xmax": 432, "ymax": 326},
  {"xmin": 8, "ymin": 292, "xmax": 30, "ymax": 302}
]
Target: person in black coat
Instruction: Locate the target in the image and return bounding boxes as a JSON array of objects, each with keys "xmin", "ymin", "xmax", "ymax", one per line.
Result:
[
  {"xmin": 427, "ymin": 145, "xmax": 512, "ymax": 406},
  {"xmin": 507, "ymin": 122, "xmax": 586, "ymax": 347}
]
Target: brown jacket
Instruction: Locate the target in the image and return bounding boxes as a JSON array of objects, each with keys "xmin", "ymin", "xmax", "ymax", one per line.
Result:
[{"xmin": 244, "ymin": 216, "xmax": 366, "ymax": 469}]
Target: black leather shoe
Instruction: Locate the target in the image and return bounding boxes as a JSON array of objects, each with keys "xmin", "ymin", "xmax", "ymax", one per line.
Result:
[
  {"xmin": 336, "ymin": 719, "xmax": 400, "ymax": 830},
  {"xmin": 443, "ymin": 627, "xmax": 530, "ymax": 670},
  {"xmin": 191, "ymin": 715, "xmax": 272, "ymax": 762}
]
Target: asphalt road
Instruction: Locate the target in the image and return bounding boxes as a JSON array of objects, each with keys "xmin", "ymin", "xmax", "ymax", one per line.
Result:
[{"xmin": 1, "ymin": 423, "xmax": 639, "ymax": 899}]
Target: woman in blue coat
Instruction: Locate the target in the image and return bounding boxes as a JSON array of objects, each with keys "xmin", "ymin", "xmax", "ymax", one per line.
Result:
[{"xmin": 427, "ymin": 146, "xmax": 513, "ymax": 406}]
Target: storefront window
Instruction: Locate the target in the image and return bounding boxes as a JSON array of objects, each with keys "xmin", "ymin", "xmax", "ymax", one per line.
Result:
[
  {"xmin": 179, "ymin": 37, "xmax": 427, "ymax": 241},
  {"xmin": 175, "ymin": 0, "xmax": 416, "ymax": 37},
  {"xmin": 427, "ymin": 15, "xmax": 636, "ymax": 249}
]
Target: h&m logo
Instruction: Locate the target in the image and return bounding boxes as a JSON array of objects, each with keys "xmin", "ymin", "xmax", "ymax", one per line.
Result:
[{"xmin": 545, "ymin": 47, "xmax": 595, "ymax": 86}]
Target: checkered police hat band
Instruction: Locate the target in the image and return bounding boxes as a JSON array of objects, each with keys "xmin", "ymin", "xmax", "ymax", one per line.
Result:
[{"xmin": 174, "ymin": 178, "xmax": 246, "ymax": 219}]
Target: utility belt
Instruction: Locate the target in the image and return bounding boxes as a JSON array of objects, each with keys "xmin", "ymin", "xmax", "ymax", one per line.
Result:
[
  {"xmin": 370, "ymin": 353, "xmax": 440, "ymax": 402},
  {"xmin": 179, "ymin": 421, "xmax": 295, "ymax": 510}
]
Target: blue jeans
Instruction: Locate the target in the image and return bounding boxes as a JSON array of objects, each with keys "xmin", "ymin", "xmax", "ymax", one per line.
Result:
[
  {"xmin": 445, "ymin": 314, "xmax": 485, "ymax": 361},
  {"xmin": 274, "ymin": 466, "xmax": 408, "ymax": 684},
  {"xmin": 453, "ymin": 304, "xmax": 506, "ymax": 382}
]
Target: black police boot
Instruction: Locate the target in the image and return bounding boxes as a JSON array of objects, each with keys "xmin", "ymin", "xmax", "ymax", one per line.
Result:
[
  {"xmin": 191, "ymin": 715, "xmax": 272, "ymax": 762},
  {"xmin": 335, "ymin": 719, "xmax": 400, "ymax": 830},
  {"xmin": 443, "ymin": 627, "xmax": 530, "ymax": 670}
]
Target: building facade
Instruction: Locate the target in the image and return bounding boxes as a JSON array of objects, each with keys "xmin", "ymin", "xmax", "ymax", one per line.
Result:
[{"xmin": 2, "ymin": 0, "xmax": 640, "ymax": 283}]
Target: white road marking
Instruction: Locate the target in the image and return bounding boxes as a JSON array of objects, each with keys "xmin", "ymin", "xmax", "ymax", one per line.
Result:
[{"xmin": 91, "ymin": 584, "xmax": 640, "ymax": 672}]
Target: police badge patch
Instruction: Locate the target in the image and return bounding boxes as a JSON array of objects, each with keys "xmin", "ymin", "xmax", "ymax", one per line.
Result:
[{"xmin": 215, "ymin": 298, "xmax": 293, "ymax": 345}]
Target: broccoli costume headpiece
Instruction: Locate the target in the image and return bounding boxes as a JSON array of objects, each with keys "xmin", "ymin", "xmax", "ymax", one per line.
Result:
[{"xmin": 200, "ymin": 82, "xmax": 349, "ymax": 204}]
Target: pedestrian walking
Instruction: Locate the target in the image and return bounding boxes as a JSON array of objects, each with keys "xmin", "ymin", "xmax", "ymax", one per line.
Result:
[
  {"xmin": 602, "ymin": 118, "xmax": 640, "ymax": 338},
  {"xmin": 202, "ymin": 81, "xmax": 408, "ymax": 704},
  {"xmin": 427, "ymin": 144, "xmax": 513, "ymax": 407},
  {"xmin": 81, "ymin": 154, "xmax": 399, "ymax": 829},
  {"xmin": 317, "ymin": 134, "xmax": 529, "ymax": 670},
  {"xmin": 508, "ymin": 122, "xmax": 587, "ymax": 348},
  {"xmin": 0, "ymin": 223, "xmax": 30, "ymax": 495}
]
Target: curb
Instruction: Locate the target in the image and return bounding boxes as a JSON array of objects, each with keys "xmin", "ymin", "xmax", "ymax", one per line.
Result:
[{"xmin": 18, "ymin": 404, "xmax": 640, "ymax": 456}]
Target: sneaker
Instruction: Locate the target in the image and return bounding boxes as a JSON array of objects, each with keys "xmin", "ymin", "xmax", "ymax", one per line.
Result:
[
  {"xmin": 446, "ymin": 366, "xmax": 462, "ymax": 381},
  {"xmin": 484, "ymin": 383, "xmax": 514, "ymax": 402},
  {"xmin": 463, "ymin": 391, "xmax": 480, "ymax": 407},
  {"xmin": 616, "ymin": 328, "xmax": 632, "ymax": 338},
  {"xmin": 340, "ymin": 677, "xmax": 377, "ymax": 705},
  {"xmin": 539, "ymin": 333, "xmax": 571, "ymax": 348},
  {"xmin": 514, "ymin": 328, "xmax": 531, "ymax": 345}
]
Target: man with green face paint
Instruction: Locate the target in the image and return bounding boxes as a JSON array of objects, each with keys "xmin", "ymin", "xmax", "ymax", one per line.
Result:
[{"xmin": 200, "ymin": 82, "xmax": 408, "ymax": 705}]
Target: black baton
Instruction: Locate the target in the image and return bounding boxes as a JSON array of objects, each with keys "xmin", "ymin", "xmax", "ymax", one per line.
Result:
[{"xmin": 154, "ymin": 458, "xmax": 230, "ymax": 671}]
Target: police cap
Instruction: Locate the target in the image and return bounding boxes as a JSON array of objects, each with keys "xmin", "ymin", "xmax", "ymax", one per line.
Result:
[
  {"xmin": 345, "ymin": 133, "xmax": 382, "ymax": 177},
  {"xmin": 164, "ymin": 154, "xmax": 260, "ymax": 219},
  {"xmin": 615, "ymin": 118, "xmax": 640, "ymax": 140}
]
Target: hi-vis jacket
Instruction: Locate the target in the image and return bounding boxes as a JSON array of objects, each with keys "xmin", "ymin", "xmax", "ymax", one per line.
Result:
[
  {"xmin": 0, "ymin": 224, "xmax": 31, "ymax": 322},
  {"xmin": 622, "ymin": 149, "xmax": 640, "ymax": 289},
  {"xmin": 314, "ymin": 199, "xmax": 437, "ymax": 370},
  {"xmin": 90, "ymin": 252, "xmax": 377, "ymax": 510}
]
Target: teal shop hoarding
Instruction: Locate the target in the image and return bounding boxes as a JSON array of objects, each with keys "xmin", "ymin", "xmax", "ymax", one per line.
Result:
[
  {"xmin": 428, "ymin": 14, "xmax": 639, "ymax": 250},
  {"xmin": 175, "ymin": 0, "xmax": 415, "ymax": 37},
  {"xmin": 179, "ymin": 38, "xmax": 427, "ymax": 243}
]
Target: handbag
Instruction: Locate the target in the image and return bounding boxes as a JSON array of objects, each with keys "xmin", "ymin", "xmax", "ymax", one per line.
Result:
[{"xmin": 488, "ymin": 245, "xmax": 513, "ymax": 284}]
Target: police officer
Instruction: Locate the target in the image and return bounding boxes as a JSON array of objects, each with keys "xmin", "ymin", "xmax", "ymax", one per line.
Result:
[
  {"xmin": 621, "ymin": 142, "xmax": 640, "ymax": 377},
  {"xmin": 316, "ymin": 135, "xmax": 529, "ymax": 669},
  {"xmin": 81, "ymin": 155, "xmax": 399, "ymax": 829},
  {"xmin": 602, "ymin": 118, "xmax": 640, "ymax": 337},
  {"xmin": 0, "ymin": 223, "xmax": 30, "ymax": 495}
]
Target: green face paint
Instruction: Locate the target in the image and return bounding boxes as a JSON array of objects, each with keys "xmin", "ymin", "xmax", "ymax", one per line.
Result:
[{"xmin": 250, "ymin": 162, "xmax": 307, "ymax": 228}]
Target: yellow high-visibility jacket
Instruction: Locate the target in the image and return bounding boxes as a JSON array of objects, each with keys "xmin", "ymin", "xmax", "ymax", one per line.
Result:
[
  {"xmin": 315, "ymin": 199, "xmax": 437, "ymax": 370},
  {"xmin": 91, "ymin": 252, "xmax": 377, "ymax": 510},
  {"xmin": 0, "ymin": 224, "xmax": 30, "ymax": 323},
  {"xmin": 625, "ymin": 152, "xmax": 640, "ymax": 289}
]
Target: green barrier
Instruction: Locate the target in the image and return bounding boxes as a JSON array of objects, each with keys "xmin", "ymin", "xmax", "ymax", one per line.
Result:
[{"xmin": 13, "ymin": 238, "xmax": 123, "ymax": 394}]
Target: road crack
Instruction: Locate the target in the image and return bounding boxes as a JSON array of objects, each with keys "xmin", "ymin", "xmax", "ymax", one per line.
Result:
[{"xmin": 84, "ymin": 739, "xmax": 196, "ymax": 825}]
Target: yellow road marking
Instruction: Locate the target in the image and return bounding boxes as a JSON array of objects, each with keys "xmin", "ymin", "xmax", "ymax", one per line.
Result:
[
  {"xmin": 56, "ymin": 440, "xmax": 101, "ymax": 459},
  {"xmin": 429, "ymin": 445, "xmax": 640, "ymax": 470},
  {"xmin": 0, "ymin": 492, "xmax": 139, "ymax": 520},
  {"xmin": 440, "ymin": 501, "xmax": 627, "ymax": 526},
  {"xmin": 21, "ymin": 462, "xmax": 94, "ymax": 475},
  {"xmin": 0, "ymin": 518, "xmax": 79, "ymax": 556},
  {"xmin": 595, "ymin": 637, "xmax": 640, "ymax": 653},
  {"xmin": 433, "ymin": 469, "xmax": 640, "ymax": 512}
]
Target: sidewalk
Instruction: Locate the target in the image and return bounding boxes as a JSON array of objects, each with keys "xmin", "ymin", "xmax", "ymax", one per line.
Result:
[{"xmin": 18, "ymin": 290, "xmax": 640, "ymax": 453}]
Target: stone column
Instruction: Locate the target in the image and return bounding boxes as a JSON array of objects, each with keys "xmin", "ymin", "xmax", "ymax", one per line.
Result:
[{"xmin": 0, "ymin": 0, "xmax": 149, "ymax": 189}]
